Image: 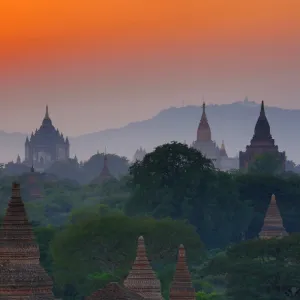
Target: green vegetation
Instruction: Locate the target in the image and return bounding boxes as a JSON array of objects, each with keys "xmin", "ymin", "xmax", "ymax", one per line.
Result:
[{"xmin": 1, "ymin": 142, "xmax": 300, "ymax": 299}]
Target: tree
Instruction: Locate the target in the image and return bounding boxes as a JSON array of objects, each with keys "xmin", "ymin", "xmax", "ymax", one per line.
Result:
[
  {"xmin": 126, "ymin": 142, "xmax": 214, "ymax": 218},
  {"xmin": 82, "ymin": 153, "xmax": 129, "ymax": 183},
  {"xmin": 51, "ymin": 214, "xmax": 203, "ymax": 298},
  {"xmin": 126, "ymin": 142, "xmax": 252, "ymax": 248},
  {"xmin": 248, "ymin": 152, "xmax": 283, "ymax": 175},
  {"xmin": 203, "ymin": 236, "xmax": 300, "ymax": 300}
]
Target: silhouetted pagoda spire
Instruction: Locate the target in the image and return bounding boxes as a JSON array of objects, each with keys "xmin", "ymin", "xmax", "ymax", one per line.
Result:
[
  {"xmin": 45, "ymin": 105, "xmax": 50, "ymax": 119},
  {"xmin": 197, "ymin": 102, "xmax": 212, "ymax": 142},
  {"xmin": 251, "ymin": 101, "xmax": 272, "ymax": 143},
  {"xmin": 124, "ymin": 236, "xmax": 163, "ymax": 300},
  {"xmin": 169, "ymin": 245, "xmax": 195, "ymax": 300},
  {"xmin": 219, "ymin": 140, "xmax": 228, "ymax": 157},
  {"xmin": 0, "ymin": 182, "xmax": 54, "ymax": 298},
  {"xmin": 91, "ymin": 150, "xmax": 115, "ymax": 184},
  {"xmin": 259, "ymin": 194, "xmax": 288, "ymax": 239}
]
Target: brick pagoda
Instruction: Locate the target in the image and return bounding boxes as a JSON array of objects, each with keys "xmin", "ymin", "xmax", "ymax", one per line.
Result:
[
  {"xmin": 0, "ymin": 182, "xmax": 55, "ymax": 299},
  {"xmin": 123, "ymin": 236, "xmax": 163, "ymax": 300},
  {"xmin": 169, "ymin": 245, "xmax": 195, "ymax": 300},
  {"xmin": 259, "ymin": 194, "xmax": 288, "ymax": 239}
]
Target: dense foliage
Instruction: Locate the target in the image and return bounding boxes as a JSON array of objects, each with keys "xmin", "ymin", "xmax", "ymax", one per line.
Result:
[{"xmin": 0, "ymin": 142, "xmax": 300, "ymax": 299}]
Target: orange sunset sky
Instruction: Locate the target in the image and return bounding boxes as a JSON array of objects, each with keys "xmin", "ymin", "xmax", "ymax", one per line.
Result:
[{"xmin": 0, "ymin": 0, "xmax": 299, "ymax": 135}]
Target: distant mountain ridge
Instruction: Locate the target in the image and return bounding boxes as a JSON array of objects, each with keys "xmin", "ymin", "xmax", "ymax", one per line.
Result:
[{"xmin": 0, "ymin": 99, "xmax": 299, "ymax": 163}]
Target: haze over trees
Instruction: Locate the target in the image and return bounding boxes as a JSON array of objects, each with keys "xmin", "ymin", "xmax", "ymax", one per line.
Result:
[{"xmin": 0, "ymin": 142, "xmax": 300, "ymax": 299}]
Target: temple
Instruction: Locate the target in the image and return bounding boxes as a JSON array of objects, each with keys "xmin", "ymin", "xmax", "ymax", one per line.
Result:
[
  {"xmin": 91, "ymin": 153, "xmax": 115, "ymax": 184},
  {"xmin": 239, "ymin": 101, "xmax": 285, "ymax": 171},
  {"xmin": 87, "ymin": 238, "xmax": 196, "ymax": 300},
  {"xmin": 24, "ymin": 105, "xmax": 70, "ymax": 172},
  {"xmin": 123, "ymin": 236, "xmax": 163, "ymax": 300},
  {"xmin": 259, "ymin": 194, "xmax": 288, "ymax": 239},
  {"xmin": 133, "ymin": 147, "xmax": 147, "ymax": 162},
  {"xmin": 169, "ymin": 245, "xmax": 195, "ymax": 300},
  {"xmin": 192, "ymin": 103, "xmax": 238, "ymax": 171},
  {"xmin": 0, "ymin": 182, "xmax": 55, "ymax": 299}
]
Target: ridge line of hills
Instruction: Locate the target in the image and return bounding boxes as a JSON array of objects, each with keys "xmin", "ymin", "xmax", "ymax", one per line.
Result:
[{"xmin": 0, "ymin": 99, "xmax": 299, "ymax": 163}]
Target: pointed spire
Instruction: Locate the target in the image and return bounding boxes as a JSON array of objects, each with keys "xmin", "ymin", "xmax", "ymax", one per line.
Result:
[
  {"xmin": 124, "ymin": 236, "xmax": 163, "ymax": 300},
  {"xmin": 260, "ymin": 100, "xmax": 265, "ymax": 117},
  {"xmin": 16, "ymin": 154, "xmax": 21, "ymax": 164},
  {"xmin": 259, "ymin": 194, "xmax": 288, "ymax": 239},
  {"xmin": 44, "ymin": 105, "xmax": 49, "ymax": 119},
  {"xmin": 220, "ymin": 140, "xmax": 228, "ymax": 157},
  {"xmin": 169, "ymin": 244, "xmax": 195, "ymax": 300},
  {"xmin": 252, "ymin": 100, "xmax": 272, "ymax": 142},
  {"xmin": 197, "ymin": 101, "xmax": 211, "ymax": 141},
  {"xmin": 0, "ymin": 182, "xmax": 54, "ymax": 298}
]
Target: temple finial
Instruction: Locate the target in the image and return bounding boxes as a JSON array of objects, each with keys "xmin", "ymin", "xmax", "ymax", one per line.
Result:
[
  {"xmin": 45, "ymin": 105, "xmax": 49, "ymax": 119},
  {"xmin": 260, "ymin": 101, "xmax": 265, "ymax": 116}
]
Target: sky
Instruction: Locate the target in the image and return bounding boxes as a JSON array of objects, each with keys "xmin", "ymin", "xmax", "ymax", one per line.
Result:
[{"xmin": 0, "ymin": 0, "xmax": 299, "ymax": 136}]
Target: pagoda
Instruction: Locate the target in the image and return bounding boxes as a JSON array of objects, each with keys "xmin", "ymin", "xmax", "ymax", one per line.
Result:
[
  {"xmin": 123, "ymin": 236, "xmax": 163, "ymax": 300},
  {"xmin": 169, "ymin": 245, "xmax": 195, "ymax": 300},
  {"xmin": 0, "ymin": 182, "xmax": 55, "ymax": 299},
  {"xmin": 86, "ymin": 282, "xmax": 144, "ymax": 300},
  {"xmin": 219, "ymin": 140, "xmax": 228, "ymax": 157},
  {"xmin": 24, "ymin": 105, "xmax": 70, "ymax": 172},
  {"xmin": 239, "ymin": 101, "xmax": 285, "ymax": 171},
  {"xmin": 191, "ymin": 102, "xmax": 221, "ymax": 168},
  {"xmin": 91, "ymin": 153, "xmax": 115, "ymax": 184},
  {"xmin": 259, "ymin": 194, "xmax": 288, "ymax": 239}
]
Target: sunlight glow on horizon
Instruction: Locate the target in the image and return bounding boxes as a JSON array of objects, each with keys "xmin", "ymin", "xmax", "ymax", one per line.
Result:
[{"xmin": 1, "ymin": 0, "xmax": 300, "ymax": 69}]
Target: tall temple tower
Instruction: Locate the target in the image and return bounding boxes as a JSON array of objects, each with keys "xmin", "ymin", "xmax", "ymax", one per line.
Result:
[
  {"xmin": 259, "ymin": 194, "xmax": 288, "ymax": 239},
  {"xmin": 192, "ymin": 103, "xmax": 221, "ymax": 168},
  {"xmin": 239, "ymin": 101, "xmax": 285, "ymax": 171},
  {"xmin": 0, "ymin": 182, "xmax": 55, "ymax": 299},
  {"xmin": 24, "ymin": 105, "xmax": 70, "ymax": 172},
  {"xmin": 169, "ymin": 245, "xmax": 195, "ymax": 300},
  {"xmin": 124, "ymin": 236, "xmax": 163, "ymax": 300}
]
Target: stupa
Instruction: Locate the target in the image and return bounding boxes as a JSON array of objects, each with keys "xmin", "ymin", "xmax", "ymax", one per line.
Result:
[
  {"xmin": 86, "ymin": 282, "xmax": 144, "ymax": 300},
  {"xmin": 91, "ymin": 153, "xmax": 115, "ymax": 184},
  {"xmin": 259, "ymin": 194, "xmax": 288, "ymax": 239},
  {"xmin": 0, "ymin": 182, "xmax": 55, "ymax": 299},
  {"xmin": 169, "ymin": 245, "xmax": 195, "ymax": 300},
  {"xmin": 123, "ymin": 236, "xmax": 163, "ymax": 300}
]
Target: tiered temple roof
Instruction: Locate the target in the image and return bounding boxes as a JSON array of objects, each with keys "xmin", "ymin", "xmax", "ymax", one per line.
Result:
[
  {"xmin": 0, "ymin": 182, "xmax": 54, "ymax": 299},
  {"xmin": 86, "ymin": 282, "xmax": 144, "ymax": 300},
  {"xmin": 259, "ymin": 194, "xmax": 288, "ymax": 239},
  {"xmin": 197, "ymin": 102, "xmax": 211, "ymax": 142},
  {"xmin": 169, "ymin": 245, "xmax": 195, "ymax": 300},
  {"xmin": 123, "ymin": 236, "xmax": 163, "ymax": 300}
]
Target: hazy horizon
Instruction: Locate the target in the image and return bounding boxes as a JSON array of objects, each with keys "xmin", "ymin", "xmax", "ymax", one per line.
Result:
[{"xmin": 0, "ymin": 1, "xmax": 299, "ymax": 136}]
